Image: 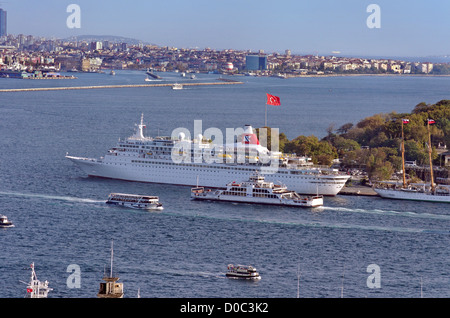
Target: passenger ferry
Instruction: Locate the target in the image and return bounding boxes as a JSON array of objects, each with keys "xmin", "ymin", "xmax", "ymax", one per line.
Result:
[
  {"xmin": 106, "ymin": 193, "xmax": 163, "ymax": 210},
  {"xmin": 66, "ymin": 114, "xmax": 350, "ymax": 196},
  {"xmin": 24, "ymin": 263, "xmax": 53, "ymax": 298},
  {"xmin": 191, "ymin": 173, "xmax": 324, "ymax": 207},
  {"xmin": 226, "ymin": 264, "xmax": 261, "ymax": 280}
]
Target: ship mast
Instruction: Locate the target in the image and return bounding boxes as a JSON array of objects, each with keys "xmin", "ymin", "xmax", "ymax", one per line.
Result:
[
  {"xmin": 110, "ymin": 240, "xmax": 114, "ymax": 278},
  {"xmin": 427, "ymin": 119, "xmax": 435, "ymax": 193}
]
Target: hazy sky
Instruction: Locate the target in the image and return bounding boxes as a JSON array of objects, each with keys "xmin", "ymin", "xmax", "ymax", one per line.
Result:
[{"xmin": 3, "ymin": 0, "xmax": 450, "ymax": 57}]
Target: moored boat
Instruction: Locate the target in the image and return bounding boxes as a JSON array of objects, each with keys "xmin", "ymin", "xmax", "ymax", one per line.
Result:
[
  {"xmin": 374, "ymin": 182, "xmax": 450, "ymax": 203},
  {"xmin": 191, "ymin": 173, "xmax": 324, "ymax": 207},
  {"xmin": 374, "ymin": 118, "xmax": 450, "ymax": 203},
  {"xmin": 106, "ymin": 193, "xmax": 163, "ymax": 210},
  {"xmin": 226, "ymin": 264, "xmax": 261, "ymax": 280}
]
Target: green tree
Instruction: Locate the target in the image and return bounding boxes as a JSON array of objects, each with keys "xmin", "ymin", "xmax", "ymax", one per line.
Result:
[{"xmin": 284, "ymin": 135, "xmax": 337, "ymax": 165}]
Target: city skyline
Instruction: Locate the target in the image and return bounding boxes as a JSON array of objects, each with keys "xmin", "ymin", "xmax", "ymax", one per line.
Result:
[{"xmin": 2, "ymin": 1, "xmax": 450, "ymax": 58}]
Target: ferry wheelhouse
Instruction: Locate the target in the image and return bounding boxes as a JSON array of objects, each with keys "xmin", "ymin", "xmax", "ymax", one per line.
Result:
[
  {"xmin": 191, "ymin": 173, "xmax": 323, "ymax": 208},
  {"xmin": 106, "ymin": 193, "xmax": 163, "ymax": 210}
]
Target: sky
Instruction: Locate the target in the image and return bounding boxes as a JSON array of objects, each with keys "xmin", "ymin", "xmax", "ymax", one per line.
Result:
[{"xmin": 2, "ymin": 0, "xmax": 450, "ymax": 58}]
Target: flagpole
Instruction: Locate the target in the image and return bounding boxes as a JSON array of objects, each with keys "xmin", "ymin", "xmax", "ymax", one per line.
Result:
[
  {"xmin": 401, "ymin": 120, "xmax": 406, "ymax": 188},
  {"xmin": 427, "ymin": 120, "xmax": 435, "ymax": 193},
  {"xmin": 265, "ymin": 103, "xmax": 267, "ymax": 127}
]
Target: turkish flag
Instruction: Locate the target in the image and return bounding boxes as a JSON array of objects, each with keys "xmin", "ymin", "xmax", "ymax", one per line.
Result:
[{"xmin": 266, "ymin": 94, "xmax": 281, "ymax": 106}]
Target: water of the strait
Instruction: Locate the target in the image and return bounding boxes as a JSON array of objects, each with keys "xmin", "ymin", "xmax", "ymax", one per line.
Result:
[{"xmin": 0, "ymin": 71, "xmax": 449, "ymax": 298}]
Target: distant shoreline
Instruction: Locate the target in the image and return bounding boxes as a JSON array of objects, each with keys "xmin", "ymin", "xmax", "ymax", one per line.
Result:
[{"xmin": 283, "ymin": 73, "xmax": 450, "ymax": 78}]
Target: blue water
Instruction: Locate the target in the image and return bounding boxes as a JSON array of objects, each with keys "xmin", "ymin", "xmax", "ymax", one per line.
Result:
[{"xmin": 0, "ymin": 71, "xmax": 449, "ymax": 298}]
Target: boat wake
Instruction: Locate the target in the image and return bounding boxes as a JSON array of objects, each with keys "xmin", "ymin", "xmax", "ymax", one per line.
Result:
[
  {"xmin": 165, "ymin": 209, "xmax": 449, "ymax": 235},
  {"xmin": 148, "ymin": 266, "xmax": 223, "ymax": 279},
  {"xmin": 325, "ymin": 206, "xmax": 450, "ymax": 221},
  {"xmin": 0, "ymin": 191, "xmax": 104, "ymax": 204}
]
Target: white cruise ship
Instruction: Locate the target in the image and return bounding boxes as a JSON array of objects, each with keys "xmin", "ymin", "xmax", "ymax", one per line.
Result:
[{"xmin": 66, "ymin": 115, "xmax": 350, "ymax": 196}]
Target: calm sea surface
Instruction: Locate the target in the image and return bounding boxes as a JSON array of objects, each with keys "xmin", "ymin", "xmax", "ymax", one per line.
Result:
[{"xmin": 0, "ymin": 71, "xmax": 449, "ymax": 298}]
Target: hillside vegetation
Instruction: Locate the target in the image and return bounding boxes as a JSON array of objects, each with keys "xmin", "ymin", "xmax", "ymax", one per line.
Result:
[{"xmin": 260, "ymin": 100, "xmax": 450, "ymax": 181}]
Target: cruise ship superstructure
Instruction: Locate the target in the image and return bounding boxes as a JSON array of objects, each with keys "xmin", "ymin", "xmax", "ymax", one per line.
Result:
[{"xmin": 66, "ymin": 115, "xmax": 350, "ymax": 196}]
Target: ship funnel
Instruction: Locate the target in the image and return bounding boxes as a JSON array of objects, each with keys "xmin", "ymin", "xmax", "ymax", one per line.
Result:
[{"xmin": 241, "ymin": 125, "xmax": 260, "ymax": 145}]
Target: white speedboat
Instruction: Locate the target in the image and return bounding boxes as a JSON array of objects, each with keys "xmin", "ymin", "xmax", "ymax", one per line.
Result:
[
  {"xmin": 191, "ymin": 173, "xmax": 323, "ymax": 207},
  {"xmin": 0, "ymin": 215, "xmax": 14, "ymax": 228},
  {"xmin": 172, "ymin": 83, "xmax": 183, "ymax": 90},
  {"xmin": 106, "ymin": 193, "xmax": 163, "ymax": 210},
  {"xmin": 226, "ymin": 264, "xmax": 261, "ymax": 280},
  {"xmin": 24, "ymin": 263, "xmax": 53, "ymax": 298}
]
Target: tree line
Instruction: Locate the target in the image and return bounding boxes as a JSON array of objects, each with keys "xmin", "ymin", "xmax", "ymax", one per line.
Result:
[{"xmin": 258, "ymin": 100, "xmax": 450, "ymax": 181}]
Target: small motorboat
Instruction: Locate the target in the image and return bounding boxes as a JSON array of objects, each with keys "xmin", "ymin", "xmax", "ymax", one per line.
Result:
[
  {"xmin": 0, "ymin": 215, "xmax": 14, "ymax": 228},
  {"xmin": 226, "ymin": 264, "xmax": 261, "ymax": 280}
]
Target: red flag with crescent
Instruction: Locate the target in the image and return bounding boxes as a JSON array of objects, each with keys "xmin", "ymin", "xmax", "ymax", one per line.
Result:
[{"xmin": 266, "ymin": 94, "xmax": 281, "ymax": 106}]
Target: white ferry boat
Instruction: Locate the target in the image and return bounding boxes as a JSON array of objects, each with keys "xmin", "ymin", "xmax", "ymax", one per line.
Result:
[
  {"xmin": 0, "ymin": 215, "xmax": 14, "ymax": 228},
  {"xmin": 106, "ymin": 193, "xmax": 163, "ymax": 210},
  {"xmin": 66, "ymin": 114, "xmax": 350, "ymax": 196},
  {"xmin": 191, "ymin": 173, "xmax": 323, "ymax": 207},
  {"xmin": 24, "ymin": 263, "xmax": 53, "ymax": 298},
  {"xmin": 226, "ymin": 264, "xmax": 261, "ymax": 280}
]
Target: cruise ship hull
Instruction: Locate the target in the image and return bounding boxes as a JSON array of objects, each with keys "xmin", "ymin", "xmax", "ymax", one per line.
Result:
[
  {"xmin": 66, "ymin": 156, "xmax": 348, "ymax": 196},
  {"xmin": 374, "ymin": 188, "xmax": 450, "ymax": 203}
]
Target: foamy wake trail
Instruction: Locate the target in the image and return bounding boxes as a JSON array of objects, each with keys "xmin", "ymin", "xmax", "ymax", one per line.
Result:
[
  {"xmin": 325, "ymin": 206, "xmax": 450, "ymax": 221},
  {"xmin": 0, "ymin": 191, "xmax": 104, "ymax": 204}
]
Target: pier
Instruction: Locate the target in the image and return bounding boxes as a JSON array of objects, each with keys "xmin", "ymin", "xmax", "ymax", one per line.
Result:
[{"xmin": 0, "ymin": 81, "xmax": 243, "ymax": 93}]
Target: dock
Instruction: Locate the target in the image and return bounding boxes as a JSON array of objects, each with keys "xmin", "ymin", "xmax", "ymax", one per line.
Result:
[
  {"xmin": 339, "ymin": 185, "xmax": 378, "ymax": 196},
  {"xmin": 0, "ymin": 81, "xmax": 244, "ymax": 93}
]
